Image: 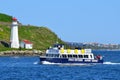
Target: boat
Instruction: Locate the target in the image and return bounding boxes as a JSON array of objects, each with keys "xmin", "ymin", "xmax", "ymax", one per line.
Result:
[{"xmin": 40, "ymin": 44, "xmax": 103, "ymax": 65}]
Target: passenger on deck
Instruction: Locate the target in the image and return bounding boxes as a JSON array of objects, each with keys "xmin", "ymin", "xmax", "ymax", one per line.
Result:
[{"xmin": 96, "ymin": 55, "xmax": 102, "ymax": 60}]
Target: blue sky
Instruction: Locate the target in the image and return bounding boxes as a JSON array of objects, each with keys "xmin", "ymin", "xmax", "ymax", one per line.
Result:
[{"xmin": 0, "ymin": 0, "xmax": 120, "ymax": 44}]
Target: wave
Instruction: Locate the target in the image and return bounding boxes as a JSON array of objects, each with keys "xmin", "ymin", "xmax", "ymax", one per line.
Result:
[
  {"xmin": 33, "ymin": 61, "xmax": 39, "ymax": 64},
  {"xmin": 11, "ymin": 56, "xmax": 20, "ymax": 58},
  {"xmin": 103, "ymin": 62, "xmax": 120, "ymax": 65}
]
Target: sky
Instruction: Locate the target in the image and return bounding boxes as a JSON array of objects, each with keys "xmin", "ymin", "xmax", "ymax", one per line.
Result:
[{"xmin": 0, "ymin": 0, "xmax": 120, "ymax": 44}]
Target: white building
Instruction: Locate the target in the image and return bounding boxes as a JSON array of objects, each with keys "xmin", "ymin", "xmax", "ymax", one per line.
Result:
[
  {"xmin": 10, "ymin": 17, "xmax": 19, "ymax": 48},
  {"xmin": 20, "ymin": 40, "xmax": 33, "ymax": 49}
]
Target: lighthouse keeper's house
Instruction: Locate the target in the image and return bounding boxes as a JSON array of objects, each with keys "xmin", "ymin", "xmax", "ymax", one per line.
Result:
[{"xmin": 20, "ymin": 40, "xmax": 33, "ymax": 49}]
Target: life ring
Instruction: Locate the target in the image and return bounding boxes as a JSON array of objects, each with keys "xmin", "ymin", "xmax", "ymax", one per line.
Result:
[
  {"xmin": 81, "ymin": 49, "xmax": 85, "ymax": 54},
  {"xmin": 60, "ymin": 49, "xmax": 64, "ymax": 53},
  {"xmin": 74, "ymin": 49, "xmax": 78, "ymax": 54},
  {"xmin": 67, "ymin": 49, "xmax": 71, "ymax": 53}
]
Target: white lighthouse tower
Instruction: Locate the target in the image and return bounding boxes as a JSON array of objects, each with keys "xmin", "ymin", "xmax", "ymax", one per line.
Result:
[{"xmin": 10, "ymin": 17, "xmax": 19, "ymax": 48}]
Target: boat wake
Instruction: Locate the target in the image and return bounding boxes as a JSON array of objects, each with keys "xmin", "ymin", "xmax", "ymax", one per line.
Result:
[
  {"xmin": 103, "ymin": 62, "xmax": 120, "ymax": 65},
  {"xmin": 42, "ymin": 61, "xmax": 93, "ymax": 66},
  {"xmin": 42, "ymin": 61, "xmax": 61, "ymax": 65}
]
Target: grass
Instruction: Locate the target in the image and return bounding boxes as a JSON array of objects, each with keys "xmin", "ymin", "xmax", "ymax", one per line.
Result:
[
  {"xmin": 0, "ymin": 13, "xmax": 12, "ymax": 22},
  {"xmin": 19, "ymin": 25, "xmax": 63, "ymax": 50},
  {"xmin": 0, "ymin": 25, "xmax": 64, "ymax": 51},
  {"xmin": 0, "ymin": 13, "xmax": 64, "ymax": 51}
]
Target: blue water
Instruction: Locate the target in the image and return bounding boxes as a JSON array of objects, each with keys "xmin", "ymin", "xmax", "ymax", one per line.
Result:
[{"xmin": 0, "ymin": 51, "xmax": 120, "ymax": 80}]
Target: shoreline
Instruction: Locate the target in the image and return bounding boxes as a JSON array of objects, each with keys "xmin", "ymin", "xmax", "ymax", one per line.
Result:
[
  {"xmin": 0, "ymin": 49, "xmax": 120, "ymax": 56},
  {"xmin": 0, "ymin": 50, "xmax": 44, "ymax": 56}
]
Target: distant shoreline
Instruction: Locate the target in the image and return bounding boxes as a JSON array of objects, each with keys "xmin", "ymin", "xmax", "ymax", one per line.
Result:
[{"xmin": 93, "ymin": 49, "xmax": 120, "ymax": 51}]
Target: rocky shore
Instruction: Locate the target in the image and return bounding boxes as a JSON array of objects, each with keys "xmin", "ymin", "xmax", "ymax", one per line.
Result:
[{"xmin": 0, "ymin": 50, "xmax": 44, "ymax": 56}]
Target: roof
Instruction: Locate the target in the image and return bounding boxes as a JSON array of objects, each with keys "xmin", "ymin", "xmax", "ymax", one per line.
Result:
[{"xmin": 22, "ymin": 40, "xmax": 32, "ymax": 44}]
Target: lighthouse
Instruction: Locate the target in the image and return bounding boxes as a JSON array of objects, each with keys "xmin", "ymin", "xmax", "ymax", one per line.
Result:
[{"xmin": 10, "ymin": 17, "xmax": 19, "ymax": 48}]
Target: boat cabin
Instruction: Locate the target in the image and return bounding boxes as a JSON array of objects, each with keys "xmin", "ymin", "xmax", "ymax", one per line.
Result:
[{"xmin": 46, "ymin": 48, "xmax": 94, "ymax": 60}]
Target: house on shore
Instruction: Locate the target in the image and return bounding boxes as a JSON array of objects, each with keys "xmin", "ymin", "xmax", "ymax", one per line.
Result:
[{"xmin": 20, "ymin": 40, "xmax": 33, "ymax": 49}]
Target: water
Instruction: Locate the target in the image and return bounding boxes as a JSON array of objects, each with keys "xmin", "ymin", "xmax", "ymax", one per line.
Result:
[{"xmin": 0, "ymin": 51, "xmax": 120, "ymax": 80}]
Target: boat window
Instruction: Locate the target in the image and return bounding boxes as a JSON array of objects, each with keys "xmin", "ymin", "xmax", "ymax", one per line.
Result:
[
  {"xmin": 78, "ymin": 55, "xmax": 83, "ymax": 58},
  {"xmin": 54, "ymin": 54, "xmax": 59, "ymax": 57},
  {"xmin": 46, "ymin": 54, "xmax": 51, "ymax": 57},
  {"xmin": 84, "ymin": 55, "xmax": 88, "ymax": 58},
  {"xmin": 62, "ymin": 55, "xmax": 67, "ymax": 58},
  {"xmin": 47, "ymin": 54, "xmax": 58, "ymax": 57},
  {"xmin": 60, "ymin": 55, "xmax": 62, "ymax": 58},
  {"xmin": 73, "ymin": 55, "xmax": 78, "ymax": 58},
  {"xmin": 46, "ymin": 54, "xmax": 49, "ymax": 56},
  {"xmin": 90, "ymin": 55, "xmax": 92, "ymax": 58},
  {"xmin": 51, "ymin": 54, "xmax": 54, "ymax": 57},
  {"xmin": 68, "ymin": 55, "xmax": 72, "ymax": 58}
]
